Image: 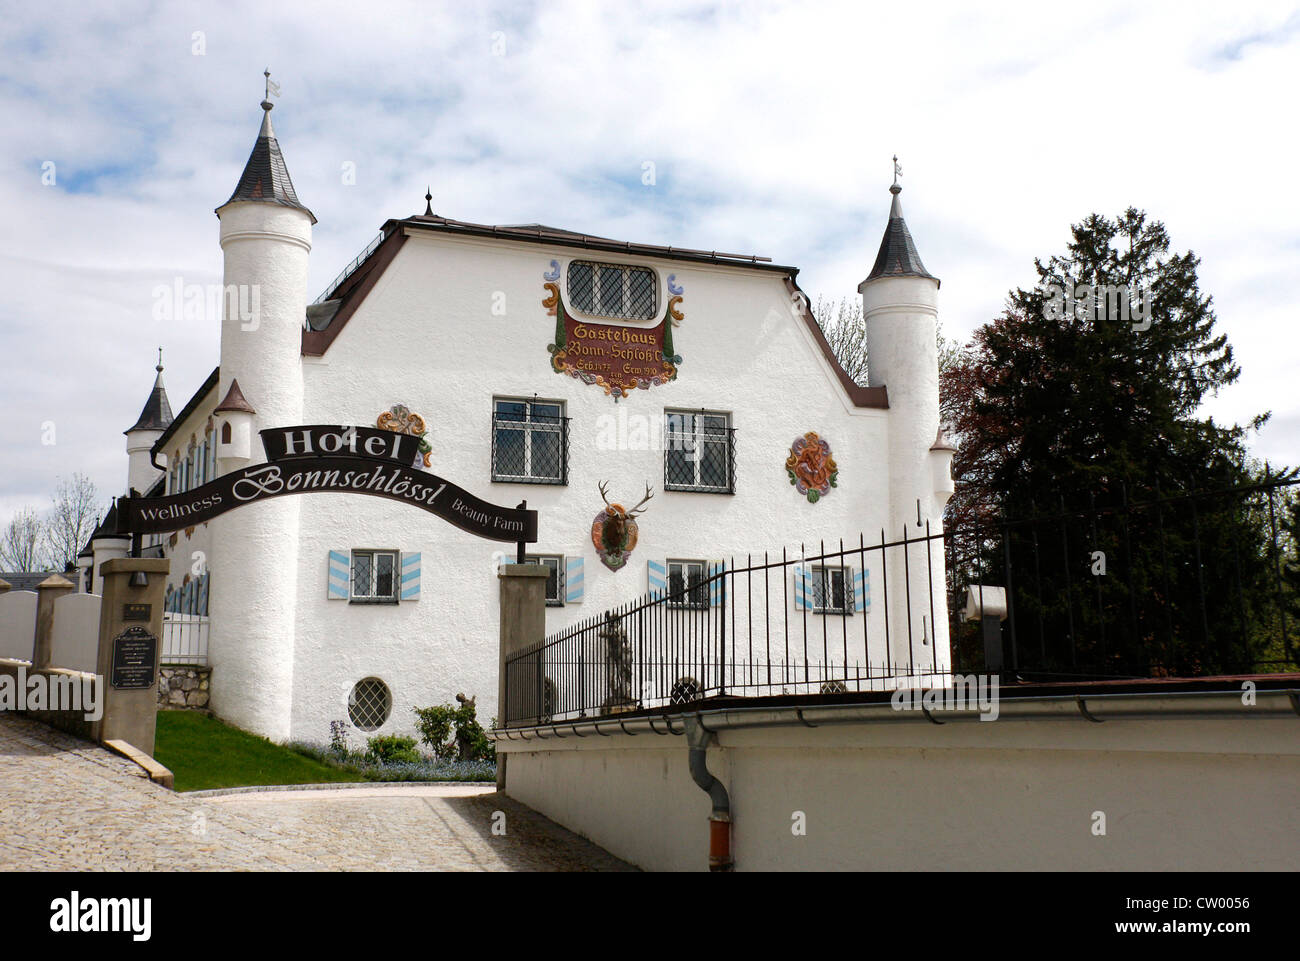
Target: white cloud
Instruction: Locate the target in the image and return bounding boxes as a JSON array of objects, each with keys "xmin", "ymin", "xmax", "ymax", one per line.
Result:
[{"xmin": 1, "ymin": 0, "xmax": 1298, "ymax": 527}]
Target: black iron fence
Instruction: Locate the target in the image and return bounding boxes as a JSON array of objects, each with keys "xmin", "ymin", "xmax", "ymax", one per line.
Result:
[
  {"xmin": 947, "ymin": 474, "xmax": 1299, "ymax": 681},
  {"xmin": 505, "ymin": 525, "xmax": 953, "ymax": 725},
  {"xmin": 503, "ymin": 476, "xmax": 1300, "ymax": 725}
]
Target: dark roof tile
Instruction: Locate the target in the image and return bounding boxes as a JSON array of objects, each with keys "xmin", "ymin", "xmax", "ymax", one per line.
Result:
[{"xmin": 865, "ymin": 185, "xmax": 937, "ymax": 284}]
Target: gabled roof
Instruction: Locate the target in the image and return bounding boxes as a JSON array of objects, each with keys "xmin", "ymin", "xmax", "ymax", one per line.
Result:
[
  {"xmin": 299, "ymin": 208, "xmax": 887, "ymax": 409},
  {"xmin": 402, "ymin": 213, "xmax": 787, "ymax": 270},
  {"xmin": 216, "ymin": 101, "xmax": 316, "ymax": 224},
  {"xmin": 0, "ymin": 572, "xmax": 52, "ymax": 591},
  {"xmin": 864, "ymin": 184, "xmax": 937, "ymax": 285},
  {"xmin": 126, "ymin": 362, "xmax": 174, "ymax": 434}
]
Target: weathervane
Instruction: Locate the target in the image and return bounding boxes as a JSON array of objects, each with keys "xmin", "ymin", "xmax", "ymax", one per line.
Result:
[
  {"xmin": 264, "ymin": 68, "xmax": 281, "ymax": 103},
  {"xmin": 893, "ymin": 154, "xmax": 902, "ymax": 186}
]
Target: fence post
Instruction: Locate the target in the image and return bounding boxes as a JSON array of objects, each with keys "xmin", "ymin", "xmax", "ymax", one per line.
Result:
[
  {"xmin": 496, "ymin": 562, "xmax": 549, "ymax": 792},
  {"xmin": 34, "ymin": 574, "xmax": 75, "ymax": 669}
]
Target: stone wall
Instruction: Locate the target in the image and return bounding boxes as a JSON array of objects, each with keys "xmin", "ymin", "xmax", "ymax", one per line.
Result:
[{"xmin": 158, "ymin": 666, "xmax": 211, "ymax": 710}]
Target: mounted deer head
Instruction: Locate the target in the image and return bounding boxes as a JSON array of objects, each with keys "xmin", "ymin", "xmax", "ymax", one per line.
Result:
[{"xmin": 597, "ymin": 481, "xmax": 654, "ymax": 555}]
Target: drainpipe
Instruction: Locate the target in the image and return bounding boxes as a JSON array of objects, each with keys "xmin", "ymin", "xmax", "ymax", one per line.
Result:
[{"xmin": 684, "ymin": 714, "xmax": 733, "ymax": 872}]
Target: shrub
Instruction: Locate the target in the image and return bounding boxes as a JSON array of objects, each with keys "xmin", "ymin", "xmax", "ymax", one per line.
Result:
[
  {"xmin": 329, "ymin": 720, "xmax": 351, "ymax": 757},
  {"xmin": 414, "ymin": 693, "xmax": 495, "ymax": 762},
  {"xmin": 286, "ymin": 741, "xmax": 495, "ymax": 783},
  {"xmin": 364, "ymin": 734, "xmax": 422, "ymax": 765}
]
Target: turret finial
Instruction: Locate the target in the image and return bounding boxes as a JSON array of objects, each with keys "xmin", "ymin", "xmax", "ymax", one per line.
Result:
[
  {"xmin": 891, "ymin": 155, "xmax": 902, "ymax": 194},
  {"xmin": 424, "ymin": 186, "xmax": 433, "ymax": 216},
  {"xmin": 262, "ymin": 68, "xmax": 279, "ymax": 113},
  {"xmin": 156, "ymin": 346, "xmax": 163, "ymax": 373}
]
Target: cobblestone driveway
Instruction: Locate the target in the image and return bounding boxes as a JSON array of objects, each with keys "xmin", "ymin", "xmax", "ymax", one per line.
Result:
[{"xmin": 0, "ymin": 714, "xmax": 634, "ymax": 872}]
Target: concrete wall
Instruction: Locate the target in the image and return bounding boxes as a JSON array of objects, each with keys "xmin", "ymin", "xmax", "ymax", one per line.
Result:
[
  {"xmin": 0, "ymin": 591, "xmax": 37, "ymax": 662},
  {"xmin": 49, "ymin": 593, "xmax": 101, "ymax": 674},
  {"xmin": 498, "ymin": 703, "xmax": 1300, "ymax": 872}
]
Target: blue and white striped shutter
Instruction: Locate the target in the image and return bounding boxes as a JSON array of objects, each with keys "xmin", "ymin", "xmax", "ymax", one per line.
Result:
[
  {"xmin": 327, "ymin": 550, "xmax": 350, "ymax": 600},
  {"xmin": 852, "ymin": 567, "xmax": 868, "ymax": 612},
  {"xmin": 708, "ymin": 561, "xmax": 726, "ymax": 607},
  {"xmin": 648, "ymin": 559, "xmax": 667, "ymax": 599},
  {"xmin": 793, "ymin": 564, "xmax": 814, "ymax": 611},
  {"xmin": 400, "ymin": 552, "xmax": 421, "ymax": 601},
  {"xmin": 183, "ymin": 579, "xmax": 194, "ymax": 615},
  {"xmin": 565, "ymin": 556, "xmax": 584, "ymax": 604},
  {"xmin": 199, "ymin": 572, "xmax": 210, "ymax": 616}
]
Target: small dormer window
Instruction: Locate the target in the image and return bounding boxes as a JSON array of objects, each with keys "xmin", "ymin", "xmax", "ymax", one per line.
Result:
[{"xmin": 567, "ymin": 261, "xmax": 656, "ymax": 320}]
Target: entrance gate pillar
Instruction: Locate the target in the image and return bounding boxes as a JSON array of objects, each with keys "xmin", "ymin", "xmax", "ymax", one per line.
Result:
[
  {"xmin": 496, "ymin": 563, "xmax": 549, "ymax": 790},
  {"xmin": 92, "ymin": 558, "xmax": 170, "ymax": 755}
]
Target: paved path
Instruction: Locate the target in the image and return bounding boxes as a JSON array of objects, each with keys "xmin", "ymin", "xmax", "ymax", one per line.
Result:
[{"xmin": 0, "ymin": 714, "xmax": 634, "ymax": 871}]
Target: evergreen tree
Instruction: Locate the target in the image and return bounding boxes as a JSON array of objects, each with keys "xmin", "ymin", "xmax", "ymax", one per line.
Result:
[{"xmin": 943, "ymin": 209, "xmax": 1283, "ymax": 676}]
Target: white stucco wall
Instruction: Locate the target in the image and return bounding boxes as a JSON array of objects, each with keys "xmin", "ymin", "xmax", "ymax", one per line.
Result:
[
  {"xmin": 156, "ymin": 384, "xmax": 218, "ymax": 607},
  {"xmin": 280, "ymin": 229, "xmax": 936, "ymax": 743},
  {"xmin": 140, "ymin": 213, "xmax": 950, "ymax": 745},
  {"xmin": 499, "ymin": 707, "xmax": 1300, "ymax": 872},
  {"xmin": 209, "ymin": 201, "xmax": 311, "ymax": 742}
]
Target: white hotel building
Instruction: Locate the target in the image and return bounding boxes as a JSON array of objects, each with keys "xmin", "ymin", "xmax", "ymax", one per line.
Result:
[{"xmin": 89, "ymin": 93, "xmax": 955, "ymax": 744}]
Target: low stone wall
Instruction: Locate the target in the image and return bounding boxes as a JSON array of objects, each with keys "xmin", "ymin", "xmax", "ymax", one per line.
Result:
[
  {"xmin": 0, "ymin": 658, "xmax": 99, "ymax": 741},
  {"xmin": 158, "ymin": 665, "xmax": 212, "ymax": 710}
]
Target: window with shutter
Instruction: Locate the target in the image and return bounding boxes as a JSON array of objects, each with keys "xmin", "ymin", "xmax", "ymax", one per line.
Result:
[{"xmin": 350, "ymin": 550, "xmax": 399, "ymax": 603}]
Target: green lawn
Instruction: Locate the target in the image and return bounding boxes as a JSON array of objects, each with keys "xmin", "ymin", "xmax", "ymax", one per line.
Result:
[{"xmin": 154, "ymin": 711, "xmax": 364, "ymax": 792}]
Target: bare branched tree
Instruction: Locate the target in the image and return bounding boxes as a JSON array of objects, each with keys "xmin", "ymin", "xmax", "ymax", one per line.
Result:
[
  {"xmin": 43, "ymin": 473, "xmax": 102, "ymax": 573},
  {"xmin": 813, "ymin": 296, "xmax": 868, "ymax": 386},
  {"xmin": 815, "ymin": 293, "xmax": 961, "ymax": 391},
  {"xmin": 1, "ymin": 507, "xmax": 49, "ymax": 572}
]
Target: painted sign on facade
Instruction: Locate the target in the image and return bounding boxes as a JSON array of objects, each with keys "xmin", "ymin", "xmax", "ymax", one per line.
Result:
[{"xmin": 544, "ymin": 265, "xmax": 683, "ymax": 400}]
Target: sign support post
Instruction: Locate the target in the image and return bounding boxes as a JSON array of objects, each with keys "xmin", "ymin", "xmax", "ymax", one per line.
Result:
[{"xmin": 92, "ymin": 558, "xmax": 169, "ymax": 756}]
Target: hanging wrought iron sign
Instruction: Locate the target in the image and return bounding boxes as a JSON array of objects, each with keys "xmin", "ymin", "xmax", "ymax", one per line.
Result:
[{"xmin": 116, "ymin": 425, "xmax": 539, "ymax": 546}]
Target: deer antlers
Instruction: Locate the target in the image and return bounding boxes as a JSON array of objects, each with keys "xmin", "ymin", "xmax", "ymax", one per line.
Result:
[
  {"xmin": 627, "ymin": 483, "xmax": 654, "ymax": 517},
  {"xmin": 597, "ymin": 481, "xmax": 655, "ymax": 516}
]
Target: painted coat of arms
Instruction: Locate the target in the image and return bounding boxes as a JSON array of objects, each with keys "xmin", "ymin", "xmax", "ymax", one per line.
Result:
[
  {"xmin": 786, "ymin": 432, "xmax": 838, "ymax": 503},
  {"xmin": 376, "ymin": 404, "xmax": 432, "ymax": 467}
]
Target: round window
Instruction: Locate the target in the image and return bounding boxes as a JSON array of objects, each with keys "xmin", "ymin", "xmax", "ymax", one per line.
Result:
[{"xmin": 348, "ymin": 677, "xmax": 392, "ymax": 732}]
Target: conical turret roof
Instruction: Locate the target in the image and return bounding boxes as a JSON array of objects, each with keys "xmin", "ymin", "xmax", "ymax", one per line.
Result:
[
  {"xmin": 126, "ymin": 353, "xmax": 174, "ymax": 434},
  {"xmin": 217, "ymin": 89, "xmax": 316, "ymax": 223},
  {"xmin": 865, "ymin": 183, "xmax": 936, "ymax": 284}
]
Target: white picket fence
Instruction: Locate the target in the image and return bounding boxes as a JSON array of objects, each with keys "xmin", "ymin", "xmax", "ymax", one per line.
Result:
[{"xmin": 162, "ymin": 613, "xmax": 209, "ymax": 666}]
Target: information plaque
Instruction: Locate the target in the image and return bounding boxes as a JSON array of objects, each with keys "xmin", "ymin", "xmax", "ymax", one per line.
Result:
[{"xmin": 110, "ymin": 626, "xmax": 158, "ymax": 690}]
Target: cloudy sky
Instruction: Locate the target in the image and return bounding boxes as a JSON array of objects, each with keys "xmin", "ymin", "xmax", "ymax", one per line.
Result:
[{"xmin": 2, "ymin": 0, "xmax": 1297, "ymax": 531}]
